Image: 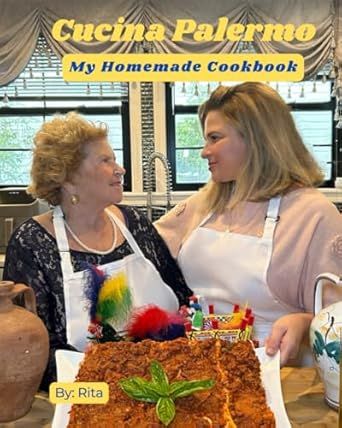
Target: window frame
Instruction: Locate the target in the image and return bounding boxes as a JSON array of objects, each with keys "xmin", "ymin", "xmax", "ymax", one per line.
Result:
[
  {"xmin": 166, "ymin": 81, "xmax": 340, "ymax": 190},
  {"xmin": 0, "ymin": 96, "xmax": 132, "ymax": 191},
  {"xmin": 166, "ymin": 85, "xmax": 204, "ymax": 191}
]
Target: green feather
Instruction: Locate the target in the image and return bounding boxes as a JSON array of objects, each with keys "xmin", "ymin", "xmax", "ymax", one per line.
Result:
[{"xmin": 96, "ymin": 272, "xmax": 132, "ymax": 328}]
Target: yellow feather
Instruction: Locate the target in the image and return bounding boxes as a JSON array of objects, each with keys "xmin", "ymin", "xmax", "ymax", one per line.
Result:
[{"xmin": 98, "ymin": 272, "xmax": 128, "ymax": 302}]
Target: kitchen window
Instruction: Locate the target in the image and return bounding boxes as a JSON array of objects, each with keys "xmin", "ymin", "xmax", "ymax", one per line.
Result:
[
  {"xmin": 0, "ymin": 36, "xmax": 131, "ymax": 190},
  {"xmin": 166, "ymin": 80, "xmax": 339, "ymax": 190}
]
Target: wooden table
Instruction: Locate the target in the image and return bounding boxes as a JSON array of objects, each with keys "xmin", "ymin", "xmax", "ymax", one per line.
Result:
[
  {"xmin": 281, "ymin": 367, "xmax": 338, "ymax": 428},
  {"xmin": 0, "ymin": 367, "xmax": 338, "ymax": 428}
]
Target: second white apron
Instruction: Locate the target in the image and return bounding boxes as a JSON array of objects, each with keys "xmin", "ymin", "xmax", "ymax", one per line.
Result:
[{"xmin": 178, "ymin": 196, "xmax": 293, "ymax": 344}]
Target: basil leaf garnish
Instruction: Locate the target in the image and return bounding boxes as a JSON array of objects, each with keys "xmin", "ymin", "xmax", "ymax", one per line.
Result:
[
  {"xmin": 170, "ymin": 379, "xmax": 215, "ymax": 399},
  {"xmin": 156, "ymin": 397, "xmax": 176, "ymax": 427},
  {"xmin": 150, "ymin": 360, "xmax": 169, "ymax": 395},
  {"xmin": 119, "ymin": 360, "xmax": 215, "ymax": 426},
  {"xmin": 119, "ymin": 377, "xmax": 160, "ymax": 402}
]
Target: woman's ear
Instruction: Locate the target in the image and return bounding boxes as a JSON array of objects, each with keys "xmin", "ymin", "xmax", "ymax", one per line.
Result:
[{"xmin": 62, "ymin": 180, "xmax": 76, "ymax": 197}]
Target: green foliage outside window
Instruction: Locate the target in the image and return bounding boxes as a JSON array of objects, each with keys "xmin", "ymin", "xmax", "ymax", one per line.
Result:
[
  {"xmin": 175, "ymin": 115, "xmax": 209, "ymax": 183},
  {"xmin": 0, "ymin": 117, "xmax": 42, "ymax": 185}
]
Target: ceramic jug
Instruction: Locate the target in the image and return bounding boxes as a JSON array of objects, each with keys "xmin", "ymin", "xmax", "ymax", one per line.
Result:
[
  {"xmin": 0, "ymin": 281, "xmax": 49, "ymax": 422},
  {"xmin": 310, "ymin": 272, "xmax": 341, "ymax": 410}
]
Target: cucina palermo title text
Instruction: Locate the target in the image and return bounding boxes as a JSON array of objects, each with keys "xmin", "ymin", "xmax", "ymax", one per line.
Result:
[{"xmin": 52, "ymin": 17, "xmax": 316, "ymax": 43}]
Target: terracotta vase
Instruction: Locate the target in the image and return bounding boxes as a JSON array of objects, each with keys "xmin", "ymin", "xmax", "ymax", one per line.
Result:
[
  {"xmin": 0, "ymin": 281, "xmax": 49, "ymax": 422},
  {"xmin": 309, "ymin": 272, "xmax": 341, "ymax": 410}
]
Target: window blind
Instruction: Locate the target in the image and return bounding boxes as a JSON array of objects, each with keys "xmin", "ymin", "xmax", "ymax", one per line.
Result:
[{"xmin": 0, "ymin": 35, "xmax": 128, "ymax": 101}]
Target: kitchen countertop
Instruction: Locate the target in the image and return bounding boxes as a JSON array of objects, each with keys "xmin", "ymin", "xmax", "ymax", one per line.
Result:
[
  {"xmin": 281, "ymin": 367, "xmax": 338, "ymax": 427},
  {"xmin": 0, "ymin": 367, "xmax": 338, "ymax": 428}
]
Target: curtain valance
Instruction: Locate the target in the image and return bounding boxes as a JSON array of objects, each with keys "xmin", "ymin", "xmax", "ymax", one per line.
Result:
[{"xmin": 0, "ymin": 0, "xmax": 339, "ymax": 85}]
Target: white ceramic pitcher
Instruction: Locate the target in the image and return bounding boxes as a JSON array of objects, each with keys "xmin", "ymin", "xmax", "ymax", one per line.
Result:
[{"xmin": 309, "ymin": 272, "xmax": 341, "ymax": 410}]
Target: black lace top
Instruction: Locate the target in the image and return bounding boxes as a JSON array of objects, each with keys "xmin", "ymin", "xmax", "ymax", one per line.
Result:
[{"xmin": 3, "ymin": 205, "xmax": 192, "ymax": 390}]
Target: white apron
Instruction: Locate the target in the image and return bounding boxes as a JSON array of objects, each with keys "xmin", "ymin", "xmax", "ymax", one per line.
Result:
[
  {"xmin": 178, "ymin": 196, "xmax": 293, "ymax": 344},
  {"xmin": 53, "ymin": 206, "xmax": 179, "ymax": 351}
]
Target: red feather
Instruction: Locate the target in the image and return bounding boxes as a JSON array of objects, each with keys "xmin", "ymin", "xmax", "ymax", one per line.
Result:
[{"xmin": 127, "ymin": 305, "xmax": 183, "ymax": 339}]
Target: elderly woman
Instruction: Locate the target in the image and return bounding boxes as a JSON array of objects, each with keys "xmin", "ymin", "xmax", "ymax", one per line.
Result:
[
  {"xmin": 3, "ymin": 112, "xmax": 192, "ymax": 389},
  {"xmin": 155, "ymin": 82, "xmax": 342, "ymax": 365}
]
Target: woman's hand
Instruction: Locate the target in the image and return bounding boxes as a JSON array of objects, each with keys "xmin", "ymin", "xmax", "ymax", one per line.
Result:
[{"xmin": 265, "ymin": 313, "xmax": 313, "ymax": 366}]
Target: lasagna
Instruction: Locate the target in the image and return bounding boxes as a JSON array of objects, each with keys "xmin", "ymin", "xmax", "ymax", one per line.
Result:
[{"xmin": 68, "ymin": 339, "xmax": 275, "ymax": 427}]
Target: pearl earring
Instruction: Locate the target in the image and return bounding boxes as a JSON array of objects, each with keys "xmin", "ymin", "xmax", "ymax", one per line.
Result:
[{"xmin": 71, "ymin": 195, "xmax": 79, "ymax": 205}]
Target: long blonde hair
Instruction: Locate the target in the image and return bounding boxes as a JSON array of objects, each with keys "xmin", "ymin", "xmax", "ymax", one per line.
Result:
[{"xmin": 198, "ymin": 82, "xmax": 324, "ymax": 213}]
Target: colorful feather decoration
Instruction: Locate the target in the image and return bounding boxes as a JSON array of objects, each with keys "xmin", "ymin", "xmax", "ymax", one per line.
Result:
[
  {"xmin": 83, "ymin": 264, "xmax": 106, "ymax": 321},
  {"xmin": 97, "ymin": 272, "xmax": 132, "ymax": 329},
  {"xmin": 83, "ymin": 265, "xmax": 185, "ymax": 342},
  {"xmin": 83, "ymin": 264, "xmax": 132, "ymax": 334},
  {"xmin": 127, "ymin": 305, "xmax": 186, "ymax": 341}
]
